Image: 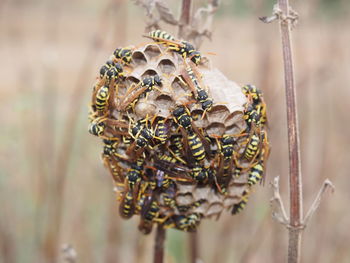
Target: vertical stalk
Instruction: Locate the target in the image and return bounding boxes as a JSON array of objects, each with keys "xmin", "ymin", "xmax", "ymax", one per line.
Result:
[
  {"xmin": 277, "ymin": 0, "xmax": 303, "ymax": 262},
  {"xmin": 189, "ymin": 232, "xmax": 198, "ymax": 263},
  {"xmin": 154, "ymin": 224, "xmax": 166, "ymax": 263}
]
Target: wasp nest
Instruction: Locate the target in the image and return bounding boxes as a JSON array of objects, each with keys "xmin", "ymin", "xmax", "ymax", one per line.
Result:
[{"xmin": 88, "ymin": 30, "xmax": 269, "ymax": 234}]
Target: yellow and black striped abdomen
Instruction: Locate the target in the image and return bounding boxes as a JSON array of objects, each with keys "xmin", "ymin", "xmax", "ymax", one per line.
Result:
[
  {"xmin": 244, "ymin": 134, "xmax": 260, "ymax": 160},
  {"xmin": 247, "ymin": 162, "xmax": 264, "ymax": 186},
  {"xmin": 188, "ymin": 132, "xmax": 206, "ymax": 161},
  {"xmin": 231, "ymin": 195, "xmax": 249, "ymax": 215},
  {"xmin": 95, "ymin": 85, "xmax": 110, "ymax": 111},
  {"xmin": 149, "ymin": 30, "xmax": 175, "ymax": 41},
  {"xmin": 120, "ymin": 190, "xmax": 135, "ymax": 219}
]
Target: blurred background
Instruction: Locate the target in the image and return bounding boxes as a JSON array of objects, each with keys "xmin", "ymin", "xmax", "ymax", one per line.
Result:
[{"xmin": 1, "ymin": 0, "xmax": 350, "ymax": 262}]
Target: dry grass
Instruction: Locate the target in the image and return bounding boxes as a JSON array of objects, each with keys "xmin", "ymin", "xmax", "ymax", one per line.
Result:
[{"xmin": 1, "ymin": 0, "xmax": 350, "ymax": 262}]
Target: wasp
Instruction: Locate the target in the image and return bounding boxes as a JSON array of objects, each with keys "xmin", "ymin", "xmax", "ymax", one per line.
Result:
[
  {"xmin": 173, "ymin": 105, "xmax": 210, "ymax": 162},
  {"xmin": 94, "ymin": 85, "xmax": 110, "ymax": 112},
  {"xmin": 102, "ymin": 139, "xmax": 118, "ymax": 157},
  {"xmin": 144, "ymin": 31, "xmax": 202, "ymax": 65},
  {"xmin": 89, "ymin": 117, "xmax": 106, "ymax": 137},
  {"xmin": 126, "ymin": 115, "xmax": 159, "ymax": 156},
  {"xmin": 187, "ymin": 130, "xmax": 206, "ymax": 162},
  {"xmin": 174, "ymin": 212, "xmax": 202, "ymax": 232},
  {"xmin": 244, "ymin": 133, "xmax": 261, "ymax": 161},
  {"xmin": 242, "ymin": 84, "xmax": 267, "ymax": 128},
  {"xmin": 118, "ymin": 75, "xmax": 162, "ymax": 111},
  {"xmin": 88, "ymin": 116, "xmax": 129, "ymax": 138},
  {"xmin": 126, "ymin": 155, "xmax": 145, "ymax": 190},
  {"xmin": 149, "ymin": 30, "xmax": 175, "ymax": 41},
  {"xmin": 244, "ymin": 103, "xmax": 266, "ymax": 132},
  {"xmin": 113, "ymin": 47, "xmax": 133, "ymax": 65},
  {"xmin": 248, "ymin": 131, "xmax": 270, "ymax": 185},
  {"xmin": 139, "ymin": 195, "xmax": 160, "ymax": 234},
  {"xmin": 173, "ymin": 105, "xmax": 192, "ymax": 130},
  {"xmin": 154, "ymin": 117, "xmax": 168, "ymax": 145},
  {"xmin": 247, "ymin": 161, "xmax": 264, "ymax": 186},
  {"xmin": 162, "ymin": 182, "xmax": 177, "ymax": 209},
  {"xmin": 119, "ymin": 188, "xmax": 136, "ymax": 219},
  {"xmin": 100, "ymin": 60, "xmax": 124, "ymax": 81},
  {"xmin": 242, "ymin": 84, "xmax": 263, "ymax": 104},
  {"xmin": 231, "ymin": 192, "xmax": 249, "ymax": 215},
  {"xmin": 180, "ymin": 63, "xmax": 213, "ymax": 115},
  {"xmin": 214, "ymin": 135, "xmax": 236, "ymax": 193}
]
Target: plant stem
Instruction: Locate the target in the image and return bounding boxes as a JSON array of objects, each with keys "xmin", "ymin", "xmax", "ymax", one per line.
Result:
[
  {"xmin": 154, "ymin": 224, "xmax": 166, "ymax": 263},
  {"xmin": 189, "ymin": 232, "xmax": 198, "ymax": 263},
  {"xmin": 277, "ymin": 0, "xmax": 303, "ymax": 262}
]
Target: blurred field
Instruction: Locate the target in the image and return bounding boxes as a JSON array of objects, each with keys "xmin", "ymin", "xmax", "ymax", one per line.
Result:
[{"xmin": 1, "ymin": 0, "xmax": 350, "ymax": 262}]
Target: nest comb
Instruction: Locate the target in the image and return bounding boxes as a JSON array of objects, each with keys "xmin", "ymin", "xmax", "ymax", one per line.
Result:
[{"xmin": 88, "ymin": 31, "xmax": 269, "ymax": 234}]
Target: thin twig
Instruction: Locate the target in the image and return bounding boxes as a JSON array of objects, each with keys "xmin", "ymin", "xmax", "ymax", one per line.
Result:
[
  {"xmin": 270, "ymin": 176, "xmax": 289, "ymax": 225},
  {"xmin": 154, "ymin": 224, "xmax": 166, "ymax": 263},
  {"xmin": 303, "ymin": 179, "xmax": 335, "ymax": 226}
]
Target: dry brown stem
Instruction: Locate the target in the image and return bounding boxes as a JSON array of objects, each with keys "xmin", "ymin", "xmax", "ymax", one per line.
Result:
[
  {"xmin": 189, "ymin": 232, "xmax": 198, "ymax": 263},
  {"xmin": 261, "ymin": 1, "xmax": 335, "ymax": 263},
  {"xmin": 154, "ymin": 224, "xmax": 166, "ymax": 263}
]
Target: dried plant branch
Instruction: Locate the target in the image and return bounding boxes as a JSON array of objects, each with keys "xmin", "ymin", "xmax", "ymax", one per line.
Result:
[
  {"xmin": 262, "ymin": 1, "xmax": 334, "ymax": 262},
  {"xmin": 154, "ymin": 224, "xmax": 166, "ymax": 263},
  {"xmin": 275, "ymin": 2, "xmax": 303, "ymax": 261},
  {"xmin": 133, "ymin": 0, "xmax": 219, "ymax": 46},
  {"xmin": 155, "ymin": 1, "xmax": 178, "ymax": 25},
  {"xmin": 303, "ymin": 179, "xmax": 335, "ymax": 226},
  {"xmin": 188, "ymin": 0, "xmax": 220, "ymax": 47},
  {"xmin": 132, "ymin": 0, "xmax": 178, "ymax": 32},
  {"xmin": 270, "ymin": 176, "xmax": 289, "ymax": 225}
]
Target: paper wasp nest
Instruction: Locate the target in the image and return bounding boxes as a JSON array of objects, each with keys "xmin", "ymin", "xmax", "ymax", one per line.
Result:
[{"xmin": 89, "ymin": 31, "xmax": 269, "ymax": 234}]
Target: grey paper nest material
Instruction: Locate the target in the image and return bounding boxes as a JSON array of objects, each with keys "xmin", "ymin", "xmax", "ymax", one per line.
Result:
[{"xmin": 88, "ymin": 31, "xmax": 269, "ymax": 234}]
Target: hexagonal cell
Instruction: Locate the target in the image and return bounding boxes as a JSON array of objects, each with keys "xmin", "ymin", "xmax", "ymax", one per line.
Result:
[
  {"xmin": 171, "ymin": 77, "xmax": 189, "ymax": 98},
  {"xmin": 134, "ymin": 100, "xmax": 157, "ymax": 118},
  {"xmin": 205, "ymin": 122, "xmax": 226, "ymax": 137},
  {"xmin": 176, "ymin": 193, "xmax": 194, "ymax": 206},
  {"xmin": 144, "ymin": 44, "xmax": 162, "ymax": 60},
  {"xmin": 125, "ymin": 76, "xmax": 140, "ymax": 87},
  {"xmin": 225, "ymin": 111, "xmax": 245, "ymax": 127},
  {"xmin": 206, "ymin": 202, "xmax": 224, "ymax": 216},
  {"xmin": 141, "ymin": 69, "xmax": 158, "ymax": 79},
  {"xmin": 191, "ymin": 109, "xmax": 209, "ymax": 128},
  {"xmin": 157, "ymin": 59, "xmax": 176, "ymax": 74},
  {"xmin": 225, "ymin": 124, "xmax": 244, "ymax": 136},
  {"xmin": 132, "ymin": 51, "xmax": 147, "ymax": 65},
  {"xmin": 206, "ymin": 105, "xmax": 230, "ymax": 123},
  {"xmin": 154, "ymin": 94, "xmax": 175, "ymax": 116}
]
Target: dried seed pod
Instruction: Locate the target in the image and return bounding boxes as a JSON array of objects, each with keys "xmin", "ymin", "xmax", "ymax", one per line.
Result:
[{"xmin": 89, "ymin": 33, "xmax": 270, "ymax": 233}]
